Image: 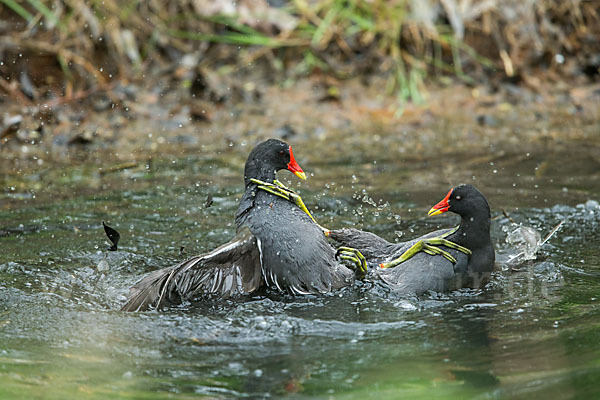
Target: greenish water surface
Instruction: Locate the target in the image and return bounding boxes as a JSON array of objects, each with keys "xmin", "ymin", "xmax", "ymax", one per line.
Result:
[{"xmin": 1, "ymin": 139, "xmax": 599, "ymax": 399}]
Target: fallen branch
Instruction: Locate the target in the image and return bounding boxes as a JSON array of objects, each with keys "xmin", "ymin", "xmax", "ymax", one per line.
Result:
[{"xmin": 0, "ymin": 76, "xmax": 33, "ymax": 105}]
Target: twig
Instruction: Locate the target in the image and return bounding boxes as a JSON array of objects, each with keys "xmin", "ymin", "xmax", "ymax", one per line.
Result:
[
  {"xmin": 502, "ymin": 209, "xmax": 515, "ymax": 223},
  {"xmin": 39, "ymin": 81, "xmax": 117, "ymax": 109},
  {"xmin": 540, "ymin": 220, "xmax": 565, "ymax": 247},
  {"xmin": 0, "ymin": 76, "xmax": 33, "ymax": 105},
  {"xmin": 99, "ymin": 161, "xmax": 139, "ymax": 175}
]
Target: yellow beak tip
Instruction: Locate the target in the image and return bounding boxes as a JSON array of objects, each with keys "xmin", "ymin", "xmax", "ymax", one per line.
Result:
[
  {"xmin": 428, "ymin": 208, "xmax": 442, "ymax": 217},
  {"xmin": 295, "ymin": 171, "xmax": 307, "ymax": 180}
]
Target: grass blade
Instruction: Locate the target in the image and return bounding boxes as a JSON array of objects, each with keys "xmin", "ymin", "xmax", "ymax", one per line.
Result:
[
  {"xmin": 1, "ymin": 0, "xmax": 33, "ymax": 21},
  {"xmin": 26, "ymin": 0, "xmax": 64, "ymax": 31}
]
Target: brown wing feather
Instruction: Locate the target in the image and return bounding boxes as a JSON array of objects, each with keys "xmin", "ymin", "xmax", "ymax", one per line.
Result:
[{"xmin": 121, "ymin": 227, "xmax": 263, "ymax": 311}]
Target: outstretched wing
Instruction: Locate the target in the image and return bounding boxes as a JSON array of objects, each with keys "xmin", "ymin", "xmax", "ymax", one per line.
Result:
[{"xmin": 121, "ymin": 227, "xmax": 263, "ymax": 311}]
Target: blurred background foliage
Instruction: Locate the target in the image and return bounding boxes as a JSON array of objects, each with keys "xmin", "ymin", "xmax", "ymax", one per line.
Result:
[{"xmin": 0, "ymin": 0, "xmax": 598, "ymax": 103}]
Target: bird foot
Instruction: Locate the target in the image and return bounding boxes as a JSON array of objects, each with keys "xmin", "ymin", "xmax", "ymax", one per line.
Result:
[
  {"xmin": 251, "ymin": 178, "xmax": 330, "ymax": 234},
  {"xmin": 379, "ymin": 236, "xmax": 472, "ymax": 269},
  {"xmin": 335, "ymin": 246, "xmax": 368, "ymax": 278}
]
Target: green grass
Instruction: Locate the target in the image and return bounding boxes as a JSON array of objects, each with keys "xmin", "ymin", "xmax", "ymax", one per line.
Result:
[{"xmin": 2, "ymin": 0, "xmax": 592, "ymax": 103}]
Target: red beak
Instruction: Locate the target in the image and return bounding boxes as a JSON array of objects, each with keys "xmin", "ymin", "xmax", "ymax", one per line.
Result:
[
  {"xmin": 286, "ymin": 145, "xmax": 306, "ymax": 180},
  {"xmin": 428, "ymin": 188, "xmax": 452, "ymax": 216}
]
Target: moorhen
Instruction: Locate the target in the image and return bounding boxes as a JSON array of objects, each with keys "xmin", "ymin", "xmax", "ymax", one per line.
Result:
[
  {"xmin": 330, "ymin": 184, "xmax": 495, "ymax": 294},
  {"xmin": 122, "ymin": 139, "xmax": 365, "ymax": 311}
]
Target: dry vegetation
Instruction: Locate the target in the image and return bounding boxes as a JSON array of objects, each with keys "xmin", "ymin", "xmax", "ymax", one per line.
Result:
[{"xmin": 0, "ymin": 0, "xmax": 598, "ymax": 104}]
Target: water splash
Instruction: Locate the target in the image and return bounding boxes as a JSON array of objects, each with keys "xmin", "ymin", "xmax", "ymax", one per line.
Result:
[{"xmin": 505, "ymin": 221, "xmax": 565, "ymax": 265}]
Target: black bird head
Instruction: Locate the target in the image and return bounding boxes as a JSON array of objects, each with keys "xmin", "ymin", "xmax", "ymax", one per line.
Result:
[
  {"xmin": 428, "ymin": 184, "xmax": 490, "ymax": 220},
  {"xmin": 244, "ymin": 138, "xmax": 306, "ymax": 185},
  {"xmin": 428, "ymin": 184, "xmax": 495, "ymax": 276}
]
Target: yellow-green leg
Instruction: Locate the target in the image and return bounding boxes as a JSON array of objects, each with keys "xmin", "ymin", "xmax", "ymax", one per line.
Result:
[
  {"xmin": 251, "ymin": 178, "xmax": 330, "ymax": 234},
  {"xmin": 335, "ymin": 246, "xmax": 368, "ymax": 278},
  {"xmin": 379, "ymin": 234, "xmax": 472, "ymax": 269}
]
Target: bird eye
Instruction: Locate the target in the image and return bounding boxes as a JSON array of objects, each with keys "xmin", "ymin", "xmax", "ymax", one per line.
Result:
[
  {"xmin": 455, "ymin": 195, "xmax": 462, "ymax": 201},
  {"xmin": 279, "ymin": 150, "xmax": 285, "ymax": 155}
]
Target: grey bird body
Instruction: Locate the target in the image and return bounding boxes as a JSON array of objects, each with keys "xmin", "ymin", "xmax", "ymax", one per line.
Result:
[
  {"xmin": 330, "ymin": 184, "xmax": 495, "ymax": 295},
  {"xmin": 239, "ymin": 189, "xmax": 354, "ymax": 295}
]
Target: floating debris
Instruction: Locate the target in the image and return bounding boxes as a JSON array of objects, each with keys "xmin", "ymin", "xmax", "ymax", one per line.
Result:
[
  {"xmin": 204, "ymin": 194, "xmax": 214, "ymax": 208},
  {"xmin": 102, "ymin": 221, "xmax": 120, "ymax": 251}
]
